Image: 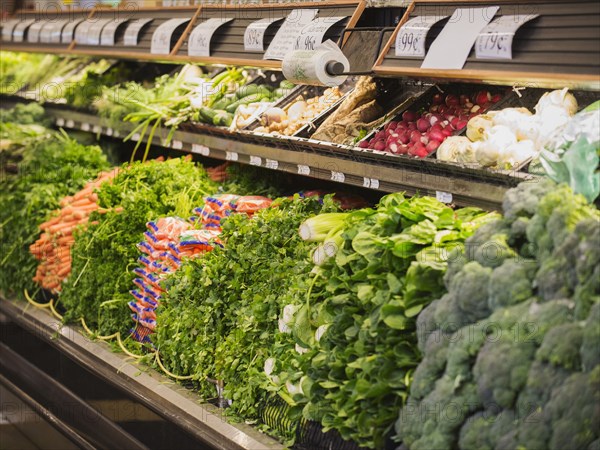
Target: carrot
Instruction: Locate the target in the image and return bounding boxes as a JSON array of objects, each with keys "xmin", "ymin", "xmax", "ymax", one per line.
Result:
[
  {"xmin": 58, "ymin": 236, "xmax": 75, "ymax": 246},
  {"xmin": 48, "ymin": 222, "xmax": 76, "ymax": 234},
  {"xmin": 88, "ymin": 193, "xmax": 98, "ymax": 202},
  {"xmin": 60, "ymin": 196, "xmax": 73, "ymax": 207},
  {"xmin": 57, "ymin": 265, "xmax": 70, "ymax": 278},
  {"xmin": 39, "ymin": 217, "xmax": 60, "ymax": 230},
  {"xmin": 70, "ymin": 198, "xmax": 95, "ymax": 208}
]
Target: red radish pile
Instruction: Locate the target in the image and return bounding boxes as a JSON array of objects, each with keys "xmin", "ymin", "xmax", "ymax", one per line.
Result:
[{"xmin": 358, "ymin": 90, "xmax": 502, "ymax": 158}]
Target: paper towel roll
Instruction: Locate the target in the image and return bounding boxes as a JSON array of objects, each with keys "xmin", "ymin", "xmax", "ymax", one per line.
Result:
[{"xmin": 282, "ymin": 40, "xmax": 350, "ymax": 87}]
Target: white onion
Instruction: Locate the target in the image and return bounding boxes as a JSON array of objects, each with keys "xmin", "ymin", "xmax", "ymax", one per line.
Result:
[
  {"xmin": 436, "ymin": 136, "xmax": 472, "ymax": 162},
  {"xmin": 476, "ymin": 125, "xmax": 517, "ymax": 167},
  {"xmin": 466, "ymin": 114, "xmax": 494, "ymax": 141}
]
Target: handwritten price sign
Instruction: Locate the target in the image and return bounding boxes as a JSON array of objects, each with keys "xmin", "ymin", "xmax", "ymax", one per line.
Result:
[
  {"xmin": 395, "ymin": 15, "xmax": 449, "ymax": 58},
  {"xmin": 244, "ymin": 17, "xmax": 283, "ymax": 52},
  {"xmin": 475, "ymin": 14, "xmax": 539, "ymax": 60},
  {"xmin": 188, "ymin": 18, "xmax": 233, "ymax": 57}
]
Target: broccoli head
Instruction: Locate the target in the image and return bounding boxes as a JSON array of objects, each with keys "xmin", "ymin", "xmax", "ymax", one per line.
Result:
[
  {"xmin": 536, "ymin": 322, "xmax": 584, "ymax": 371},
  {"xmin": 416, "ymin": 299, "xmax": 440, "ymax": 352},
  {"xmin": 411, "ymin": 329, "xmax": 450, "ymax": 400},
  {"xmin": 458, "ymin": 412, "xmax": 494, "ymax": 450},
  {"xmin": 522, "ymin": 299, "xmax": 576, "ymax": 345},
  {"xmin": 487, "ymin": 258, "xmax": 537, "ymax": 311},
  {"xmin": 581, "ymin": 302, "xmax": 600, "ymax": 372},
  {"xmin": 502, "ymin": 178, "xmax": 556, "ymax": 220}
]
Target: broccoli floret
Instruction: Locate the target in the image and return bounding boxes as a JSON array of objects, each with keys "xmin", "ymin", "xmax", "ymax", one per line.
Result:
[
  {"xmin": 574, "ymin": 265, "xmax": 600, "ymax": 320},
  {"xmin": 446, "ymin": 321, "xmax": 489, "ymax": 380},
  {"xmin": 522, "ymin": 299, "xmax": 576, "ymax": 345},
  {"xmin": 416, "ymin": 299, "xmax": 440, "ymax": 352},
  {"xmin": 411, "ymin": 330, "xmax": 449, "ymax": 399},
  {"xmin": 545, "ymin": 366, "xmax": 600, "ymax": 450},
  {"xmin": 502, "ymin": 178, "xmax": 556, "ymax": 220},
  {"xmin": 589, "ymin": 439, "xmax": 600, "ymax": 450},
  {"xmin": 581, "ymin": 302, "xmax": 600, "ymax": 372},
  {"xmin": 468, "ymin": 230, "xmax": 518, "ymax": 269},
  {"xmin": 458, "ymin": 412, "xmax": 494, "ymax": 450},
  {"xmin": 536, "ymin": 323, "xmax": 584, "ymax": 370},
  {"xmin": 434, "ymin": 262, "xmax": 492, "ymax": 332},
  {"xmin": 535, "ymin": 254, "xmax": 572, "ymax": 301},
  {"xmin": 473, "ymin": 336, "xmax": 537, "ymax": 409},
  {"xmin": 487, "ymin": 259, "xmax": 536, "ymax": 311},
  {"xmin": 518, "ymin": 360, "xmax": 572, "ymax": 414}
]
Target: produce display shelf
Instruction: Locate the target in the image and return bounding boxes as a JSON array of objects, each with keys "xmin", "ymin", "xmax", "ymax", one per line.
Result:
[
  {"xmin": 0, "ymin": 297, "xmax": 284, "ymax": 450},
  {"xmin": 18, "ymin": 100, "xmax": 534, "ymax": 211}
]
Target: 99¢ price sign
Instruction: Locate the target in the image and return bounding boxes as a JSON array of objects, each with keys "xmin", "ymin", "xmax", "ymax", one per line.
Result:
[{"xmin": 395, "ymin": 15, "xmax": 448, "ymax": 58}]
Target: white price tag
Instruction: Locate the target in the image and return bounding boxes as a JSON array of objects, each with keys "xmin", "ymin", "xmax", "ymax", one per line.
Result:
[
  {"xmin": 297, "ymin": 164, "xmax": 310, "ymax": 175},
  {"xmin": 81, "ymin": 123, "xmax": 91, "ymax": 131},
  {"xmin": 395, "ymin": 15, "xmax": 449, "ymax": 57},
  {"xmin": 65, "ymin": 119, "xmax": 75, "ymax": 128},
  {"xmin": 62, "ymin": 19, "xmax": 84, "ymax": 44},
  {"xmin": 1, "ymin": 19, "xmax": 21, "ymax": 41},
  {"xmin": 249, "ymin": 156, "xmax": 262, "ymax": 166},
  {"xmin": 265, "ymin": 159, "xmax": 279, "ymax": 170},
  {"xmin": 106, "ymin": 128, "xmax": 114, "ymax": 136},
  {"xmin": 26, "ymin": 20, "xmax": 47, "ymax": 43},
  {"xmin": 192, "ymin": 144, "xmax": 210, "ymax": 156},
  {"xmin": 293, "ymin": 16, "xmax": 347, "ymax": 51},
  {"xmin": 12, "ymin": 19, "xmax": 36, "ymax": 42},
  {"xmin": 132, "ymin": 133, "xmax": 141, "ymax": 142},
  {"xmin": 114, "ymin": 130, "xmax": 120, "ymax": 138},
  {"xmin": 331, "ymin": 171, "xmax": 345, "ymax": 183},
  {"xmin": 73, "ymin": 20, "xmax": 92, "ymax": 44},
  {"xmin": 100, "ymin": 19, "xmax": 129, "ymax": 46},
  {"xmin": 56, "ymin": 118, "xmax": 65, "ymax": 126},
  {"xmin": 171, "ymin": 140, "xmax": 183, "ymax": 149},
  {"xmin": 44, "ymin": 19, "xmax": 68, "ymax": 43},
  {"xmin": 151, "ymin": 18, "xmax": 190, "ymax": 55},
  {"xmin": 124, "ymin": 18, "xmax": 153, "ymax": 46},
  {"xmin": 92, "ymin": 125, "xmax": 102, "ymax": 134},
  {"xmin": 188, "ymin": 17, "xmax": 233, "ymax": 57},
  {"xmin": 475, "ymin": 14, "xmax": 539, "ymax": 60},
  {"xmin": 39, "ymin": 21, "xmax": 55, "ymax": 43},
  {"xmin": 436, "ymin": 191, "xmax": 453, "ymax": 204},
  {"xmin": 422, "ymin": 7, "xmax": 499, "ymax": 70},
  {"xmin": 264, "ymin": 9, "xmax": 318, "ymax": 60},
  {"xmin": 226, "ymin": 151, "xmax": 238, "ymax": 161},
  {"xmin": 363, "ymin": 177, "xmax": 380, "ymax": 189},
  {"xmin": 86, "ymin": 18, "xmax": 114, "ymax": 45},
  {"xmin": 244, "ymin": 17, "xmax": 283, "ymax": 52}
]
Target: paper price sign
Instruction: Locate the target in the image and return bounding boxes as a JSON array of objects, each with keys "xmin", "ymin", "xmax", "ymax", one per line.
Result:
[
  {"xmin": 436, "ymin": 191, "xmax": 453, "ymax": 204},
  {"xmin": 62, "ymin": 19, "xmax": 84, "ymax": 44},
  {"xmin": 244, "ymin": 17, "xmax": 283, "ymax": 52},
  {"xmin": 293, "ymin": 16, "xmax": 347, "ymax": 51},
  {"xmin": 1, "ymin": 19, "xmax": 21, "ymax": 41},
  {"xmin": 475, "ymin": 14, "xmax": 539, "ymax": 60},
  {"xmin": 101, "ymin": 19, "xmax": 130, "ymax": 46},
  {"xmin": 74, "ymin": 20, "xmax": 92, "ymax": 44},
  {"xmin": 27, "ymin": 21, "xmax": 47, "ymax": 43},
  {"xmin": 124, "ymin": 18, "xmax": 153, "ymax": 46},
  {"xmin": 395, "ymin": 16, "xmax": 449, "ymax": 57},
  {"xmin": 188, "ymin": 18, "xmax": 233, "ymax": 57},
  {"xmin": 264, "ymin": 9, "xmax": 318, "ymax": 60},
  {"xmin": 87, "ymin": 19, "xmax": 114, "ymax": 45},
  {"xmin": 192, "ymin": 144, "xmax": 210, "ymax": 156},
  {"xmin": 12, "ymin": 19, "xmax": 36, "ymax": 42},
  {"xmin": 249, "ymin": 156, "xmax": 262, "ymax": 166},
  {"xmin": 151, "ymin": 18, "xmax": 190, "ymax": 55},
  {"xmin": 297, "ymin": 165, "xmax": 310, "ymax": 175}
]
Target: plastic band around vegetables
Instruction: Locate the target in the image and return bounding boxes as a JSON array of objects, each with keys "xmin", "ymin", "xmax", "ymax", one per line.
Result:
[
  {"xmin": 49, "ymin": 299, "xmax": 63, "ymax": 320},
  {"xmin": 117, "ymin": 333, "xmax": 146, "ymax": 359},
  {"xmin": 80, "ymin": 317, "xmax": 119, "ymax": 341},
  {"xmin": 155, "ymin": 352, "xmax": 194, "ymax": 380},
  {"xmin": 24, "ymin": 289, "xmax": 52, "ymax": 309}
]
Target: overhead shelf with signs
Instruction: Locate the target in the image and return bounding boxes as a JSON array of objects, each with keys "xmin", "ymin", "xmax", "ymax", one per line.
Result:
[{"xmin": 373, "ymin": 0, "xmax": 600, "ymax": 90}]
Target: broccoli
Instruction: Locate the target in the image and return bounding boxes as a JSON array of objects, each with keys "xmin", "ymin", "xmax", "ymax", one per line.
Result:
[
  {"xmin": 581, "ymin": 302, "xmax": 600, "ymax": 372},
  {"xmin": 522, "ymin": 299, "xmax": 576, "ymax": 345},
  {"xmin": 474, "ymin": 336, "xmax": 537, "ymax": 409},
  {"xmin": 589, "ymin": 439, "xmax": 600, "ymax": 450},
  {"xmin": 411, "ymin": 329, "xmax": 449, "ymax": 399},
  {"xmin": 416, "ymin": 299, "xmax": 440, "ymax": 352},
  {"xmin": 517, "ymin": 360, "xmax": 572, "ymax": 414},
  {"xmin": 535, "ymin": 254, "xmax": 572, "ymax": 302},
  {"xmin": 502, "ymin": 178, "xmax": 556, "ymax": 220},
  {"xmin": 487, "ymin": 259, "xmax": 536, "ymax": 311},
  {"xmin": 458, "ymin": 412, "xmax": 494, "ymax": 450},
  {"xmin": 466, "ymin": 223, "xmax": 517, "ymax": 269},
  {"xmin": 434, "ymin": 262, "xmax": 492, "ymax": 332},
  {"xmin": 536, "ymin": 323, "xmax": 584, "ymax": 370}
]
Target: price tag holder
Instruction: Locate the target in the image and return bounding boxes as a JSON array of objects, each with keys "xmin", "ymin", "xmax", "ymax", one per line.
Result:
[
  {"xmin": 362, "ymin": 177, "xmax": 380, "ymax": 189},
  {"xmin": 171, "ymin": 140, "xmax": 183, "ymax": 150},
  {"xmin": 421, "ymin": 6, "xmax": 499, "ymax": 70},
  {"xmin": 436, "ymin": 191, "xmax": 453, "ymax": 204},
  {"xmin": 297, "ymin": 164, "xmax": 310, "ymax": 176},
  {"xmin": 188, "ymin": 17, "xmax": 233, "ymax": 57},
  {"xmin": 192, "ymin": 144, "xmax": 210, "ymax": 156},
  {"xmin": 72, "ymin": 20, "xmax": 92, "ymax": 44},
  {"xmin": 62, "ymin": 19, "xmax": 84, "ymax": 44},
  {"xmin": 244, "ymin": 17, "xmax": 283, "ymax": 52},
  {"xmin": 92, "ymin": 125, "xmax": 102, "ymax": 134},
  {"xmin": 65, "ymin": 119, "xmax": 75, "ymax": 128},
  {"xmin": 106, "ymin": 128, "xmax": 114, "ymax": 136},
  {"xmin": 249, "ymin": 155, "xmax": 262, "ymax": 166},
  {"xmin": 56, "ymin": 118, "xmax": 65, "ymax": 127},
  {"xmin": 264, "ymin": 9, "xmax": 318, "ymax": 60},
  {"xmin": 293, "ymin": 16, "xmax": 347, "ymax": 51},
  {"xmin": 331, "ymin": 171, "xmax": 345, "ymax": 183},
  {"xmin": 151, "ymin": 18, "xmax": 190, "ymax": 55},
  {"xmin": 265, "ymin": 159, "xmax": 278, "ymax": 170},
  {"xmin": 395, "ymin": 15, "xmax": 449, "ymax": 57},
  {"xmin": 1, "ymin": 19, "xmax": 21, "ymax": 41},
  {"xmin": 26, "ymin": 20, "xmax": 47, "ymax": 43},
  {"xmin": 81, "ymin": 123, "xmax": 91, "ymax": 131},
  {"xmin": 132, "ymin": 133, "xmax": 141, "ymax": 142},
  {"xmin": 45, "ymin": 19, "xmax": 68, "ymax": 43},
  {"xmin": 226, "ymin": 151, "xmax": 238, "ymax": 161},
  {"xmin": 475, "ymin": 14, "xmax": 539, "ymax": 60},
  {"xmin": 86, "ymin": 18, "xmax": 114, "ymax": 45},
  {"xmin": 124, "ymin": 18, "xmax": 153, "ymax": 46},
  {"xmin": 39, "ymin": 21, "xmax": 56, "ymax": 43},
  {"xmin": 12, "ymin": 19, "xmax": 36, "ymax": 42},
  {"xmin": 100, "ymin": 19, "xmax": 130, "ymax": 46}
]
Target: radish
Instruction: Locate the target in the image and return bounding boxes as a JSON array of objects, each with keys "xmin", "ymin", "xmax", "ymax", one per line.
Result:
[
  {"xmin": 429, "ymin": 115, "xmax": 440, "ymax": 126},
  {"xmin": 386, "ymin": 121, "xmax": 399, "ymax": 131},
  {"xmin": 373, "ymin": 140, "xmax": 386, "ymax": 151},
  {"xmin": 429, "ymin": 129, "xmax": 444, "ymax": 143},
  {"xmin": 402, "ymin": 110, "xmax": 416, "ymax": 122},
  {"xmin": 375, "ymin": 130, "xmax": 386, "ymax": 140},
  {"xmin": 432, "ymin": 93, "xmax": 443, "ymax": 105},
  {"xmin": 438, "ymin": 104, "xmax": 448, "ymax": 114},
  {"xmin": 398, "ymin": 132, "xmax": 410, "ymax": 144},
  {"xmin": 358, "ymin": 140, "xmax": 369, "ymax": 148},
  {"xmin": 491, "ymin": 93, "xmax": 502, "ymax": 103},
  {"xmin": 445, "ymin": 94, "xmax": 459, "ymax": 107},
  {"xmin": 455, "ymin": 119, "xmax": 468, "ymax": 130},
  {"xmin": 410, "ymin": 130, "xmax": 422, "ymax": 143},
  {"xmin": 388, "ymin": 142, "xmax": 400, "ymax": 154},
  {"xmin": 442, "ymin": 127, "xmax": 453, "ymax": 137},
  {"xmin": 475, "ymin": 90, "xmax": 491, "ymax": 106},
  {"xmin": 426, "ymin": 140, "xmax": 441, "ymax": 153},
  {"xmin": 459, "ymin": 94, "xmax": 470, "ymax": 105},
  {"xmin": 407, "ymin": 122, "xmax": 417, "ymax": 131},
  {"xmin": 471, "ymin": 105, "xmax": 481, "ymax": 113},
  {"xmin": 430, "ymin": 105, "xmax": 439, "ymax": 113},
  {"xmin": 451, "ymin": 117, "xmax": 461, "ymax": 130},
  {"xmin": 416, "ymin": 118, "xmax": 430, "ymax": 132}
]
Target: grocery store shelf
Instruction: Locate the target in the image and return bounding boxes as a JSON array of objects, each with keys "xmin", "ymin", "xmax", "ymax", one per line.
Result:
[
  {"xmin": 29, "ymin": 102, "xmax": 531, "ymax": 211},
  {"xmin": 0, "ymin": 298, "xmax": 284, "ymax": 450}
]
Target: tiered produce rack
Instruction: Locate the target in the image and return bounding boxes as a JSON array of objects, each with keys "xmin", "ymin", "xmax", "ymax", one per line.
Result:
[{"xmin": 1, "ymin": 1, "xmax": 599, "ymax": 449}]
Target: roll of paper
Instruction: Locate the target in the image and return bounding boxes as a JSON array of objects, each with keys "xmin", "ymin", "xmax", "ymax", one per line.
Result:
[{"xmin": 282, "ymin": 40, "xmax": 349, "ymax": 87}]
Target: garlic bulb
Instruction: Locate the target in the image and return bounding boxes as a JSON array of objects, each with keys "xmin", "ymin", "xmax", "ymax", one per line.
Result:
[
  {"xmin": 436, "ymin": 136, "xmax": 472, "ymax": 162},
  {"xmin": 497, "ymin": 140, "xmax": 537, "ymax": 169},
  {"xmin": 476, "ymin": 125, "xmax": 517, "ymax": 167},
  {"xmin": 534, "ymin": 88, "xmax": 578, "ymax": 116},
  {"xmin": 466, "ymin": 114, "xmax": 494, "ymax": 141}
]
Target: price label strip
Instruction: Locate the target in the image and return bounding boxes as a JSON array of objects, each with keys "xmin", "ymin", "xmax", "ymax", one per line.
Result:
[
  {"xmin": 151, "ymin": 18, "xmax": 190, "ymax": 55},
  {"xmin": 123, "ymin": 18, "xmax": 153, "ymax": 46},
  {"xmin": 395, "ymin": 15, "xmax": 449, "ymax": 58},
  {"xmin": 39, "ymin": 20, "xmax": 58, "ymax": 43},
  {"xmin": 293, "ymin": 16, "xmax": 347, "ymax": 51},
  {"xmin": 86, "ymin": 18, "xmax": 114, "ymax": 45},
  {"xmin": 100, "ymin": 19, "xmax": 130, "ymax": 46},
  {"xmin": 363, "ymin": 178, "xmax": 380, "ymax": 189},
  {"xmin": 265, "ymin": 159, "xmax": 279, "ymax": 170},
  {"xmin": 1, "ymin": 19, "xmax": 21, "ymax": 41},
  {"xmin": 192, "ymin": 144, "xmax": 210, "ymax": 156},
  {"xmin": 26, "ymin": 20, "xmax": 47, "ymax": 43},
  {"xmin": 12, "ymin": 19, "xmax": 36, "ymax": 43},
  {"xmin": 188, "ymin": 17, "xmax": 233, "ymax": 57},
  {"xmin": 226, "ymin": 151, "xmax": 238, "ymax": 161},
  {"xmin": 436, "ymin": 191, "xmax": 453, "ymax": 204},
  {"xmin": 475, "ymin": 14, "xmax": 539, "ymax": 60},
  {"xmin": 244, "ymin": 17, "xmax": 283, "ymax": 52},
  {"xmin": 421, "ymin": 6, "xmax": 499, "ymax": 70},
  {"xmin": 264, "ymin": 9, "xmax": 318, "ymax": 60},
  {"xmin": 62, "ymin": 19, "xmax": 84, "ymax": 44}
]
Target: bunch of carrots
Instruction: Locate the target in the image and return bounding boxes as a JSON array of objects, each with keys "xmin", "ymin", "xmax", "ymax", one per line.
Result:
[
  {"xmin": 206, "ymin": 162, "xmax": 229, "ymax": 182},
  {"xmin": 30, "ymin": 169, "xmax": 120, "ymax": 293}
]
